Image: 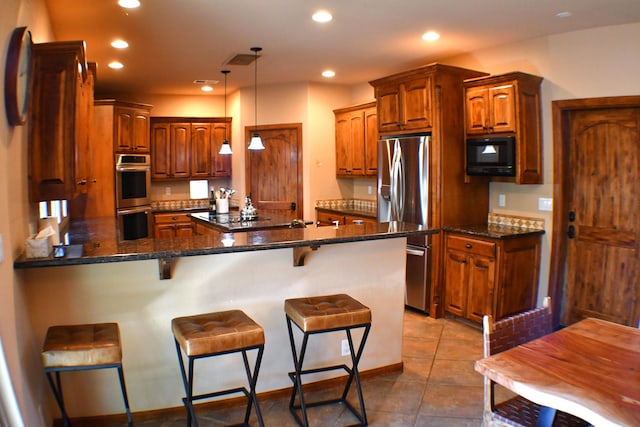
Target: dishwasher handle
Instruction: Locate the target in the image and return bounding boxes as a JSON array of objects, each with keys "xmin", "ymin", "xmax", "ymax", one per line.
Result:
[{"xmin": 406, "ymin": 244, "xmax": 430, "ymax": 256}]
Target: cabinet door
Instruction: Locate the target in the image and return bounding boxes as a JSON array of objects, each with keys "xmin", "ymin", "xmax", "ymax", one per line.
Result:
[
  {"xmin": 466, "ymin": 255, "xmax": 496, "ymax": 323},
  {"xmin": 488, "ymin": 84, "xmax": 516, "ymax": 133},
  {"xmin": 132, "ymin": 110, "xmax": 150, "ymax": 152},
  {"xmin": 175, "ymin": 223, "xmax": 194, "ymax": 237},
  {"xmin": 28, "ymin": 43, "xmax": 86, "ymax": 202},
  {"xmin": 375, "ymin": 84, "xmax": 402, "ymax": 133},
  {"xmin": 364, "ymin": 107, "xmax": 378, "ymax": 176},
  {"xmin": 402, "ymin": 76, "xmax": 432, "ymax": 130},
  {"xmin": 444, "ymin": 250, "xmax": 468, "ymax": 317},
  {"xmin": 190, "ymin": 123, "xmax": 211, "ymax": 178},
  {"xmin": 154, "ymin": 223, "xmax": 175, "ymax": 239},
  {"xmin": 151, "ymin": 123, "xmax": 171, "ymax": 179},
  {"xmin": 210, "ymin": 122, "xmax": 232, "ymax": 177},
  {"xmin": 335, "ymin": 112, "xmax": 353, "ymax": 175},
  {"xmin": 465, "ymin": 87, "xmax": 489, "ymax": 135},
  {"xmin": 115, "ymin": 107, "xmax": 134, "ymax": 152},
  {"xmin": 170, "ymin": 123, "xmax": 191, "ymax": 178}
]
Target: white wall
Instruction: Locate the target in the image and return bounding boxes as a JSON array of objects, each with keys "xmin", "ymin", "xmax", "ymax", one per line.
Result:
[{"xmin": 444, "ymin": 22, "xmax": 640, "ymax": 304}]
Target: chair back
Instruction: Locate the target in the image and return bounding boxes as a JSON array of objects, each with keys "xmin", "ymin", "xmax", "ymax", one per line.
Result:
[{"xmin": 483, "ymin": 296, "xmax": 552, "ymax": 357}]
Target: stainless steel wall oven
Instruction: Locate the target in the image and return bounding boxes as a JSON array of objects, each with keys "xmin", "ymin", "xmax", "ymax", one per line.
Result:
[{"xmin": 115, "ymin": 154, "xmax": 152, "ymax": 240}]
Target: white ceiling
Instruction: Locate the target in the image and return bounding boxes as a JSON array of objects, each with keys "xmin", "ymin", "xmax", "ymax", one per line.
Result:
[{"xmin": 44, "ymin": 0, "xmax": 640, "ymax": 97}]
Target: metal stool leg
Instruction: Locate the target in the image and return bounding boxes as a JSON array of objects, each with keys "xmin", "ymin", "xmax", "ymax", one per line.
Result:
[
  {"xmin": 174, "ymin": 339, "xmax": 198, "ymax": 427},
  {"xmin": 241, "ymin": 346, "xmax": 265, "ymax": 427},
  {"xmin": 45, "ymin": 370, "xmax": 71, "ymax": 427},
  {"xmin": 287, "ymin": 316, "xmax": 311, "ymax": 427},
  {"xmin": 116, "ymin": 365, "xmax": 134, "ymax": 426}
]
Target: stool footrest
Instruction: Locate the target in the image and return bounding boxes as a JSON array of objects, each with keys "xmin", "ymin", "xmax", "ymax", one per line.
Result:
[
  {"xmin": 185, "ymin": 386, "xmax": 250, "ymax": 404},
  {"xmin": 288, "ymin": 363, "xmax": 351, "ymax": 380}
]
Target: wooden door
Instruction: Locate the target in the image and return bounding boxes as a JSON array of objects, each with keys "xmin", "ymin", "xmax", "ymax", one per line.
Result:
[
  {"xmin": 132, "ymin": 110, "xmax": 150, "ymax": 152},
  {"xmin": 211, "ymin": 122, "xmax": 232, "ymax": 177},
  {"xmin": 402, "ymin": 76, "xmax": 432, "ymax": 130},
  {"xmin": 443, "ymin": 249, "xmax": 468, "ymax": 317},
  {"xmin": 550, "ymin": 96, "xmax": 640, "ymax": 327},
  {"xmin": 488, "ymin": 84, "xmax": 516, "ymax": 133},
  {"xmin": 465, "ymin": 87, "xmax": 489, "ymax": 134},
  {"xmin": 245, "ymin": 123, "xmax": 303, "ymax": 219},
  {"xmin": 364, "ymin": 106, "xmax": 378, "ymax": 176},
  {"xmin": 466, "ymin": 255, "xmax": 495, "ymax": 323},
  {"xmin": 151, "ymin": 123, "xmax": 170, "ymax": 179}
]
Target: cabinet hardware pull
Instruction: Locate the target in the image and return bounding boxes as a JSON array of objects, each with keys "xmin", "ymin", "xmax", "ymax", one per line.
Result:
[
  {"xmin": 77, "ymin": 179, "xmax": 87, "ymax": 185},
  {"xmin": 465, "ymin": 243, "xmax": 472, "ymax": 248}
]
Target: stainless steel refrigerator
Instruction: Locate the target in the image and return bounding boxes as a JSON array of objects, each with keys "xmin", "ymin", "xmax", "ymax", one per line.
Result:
[{"xmin": 377, "ymin": 134, "xmax": 432, "ymax": 312}]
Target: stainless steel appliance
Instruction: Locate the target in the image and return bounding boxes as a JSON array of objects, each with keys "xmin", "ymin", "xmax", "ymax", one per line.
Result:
[
  {"xmin": 466, "ymin": 136, "xmax": 516, "ymax": 176},
  {"xmin": 115, "ymin": 154, "xmax": 152, "ymax": 240},
  {"xmin": 378, "ymin": 134, "xmax": 432, "ymax": 312}
]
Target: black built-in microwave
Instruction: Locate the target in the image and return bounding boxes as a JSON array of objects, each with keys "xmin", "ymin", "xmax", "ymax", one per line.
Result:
[{"xmin": 466, "ymin": 136, "xmax": 516, "ymax": 176}]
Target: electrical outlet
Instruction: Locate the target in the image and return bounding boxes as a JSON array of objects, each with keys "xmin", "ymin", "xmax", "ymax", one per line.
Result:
[
  {"xmin": 341, "ymin": 339, "xmax": 350, "ymax": 356},
  {"xmin": 538, "ymin": 197, "xmax": 553, "ymax": 211},
  {"xmin": 367, "ymin": 185, "xmax": 372, "ymax": 195},
  {"xmin": 498, "ymin": 194, "xmax": 506, "ymax": 207},
  {"xmin": 165, "ymin": 186, "xmax": 171, "ymax": 195}
]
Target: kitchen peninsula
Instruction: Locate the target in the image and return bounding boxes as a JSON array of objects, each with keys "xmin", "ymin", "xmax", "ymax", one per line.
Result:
[{"xmin": 15, "ymin": 218, "xmax": 435, "ymax": 419}]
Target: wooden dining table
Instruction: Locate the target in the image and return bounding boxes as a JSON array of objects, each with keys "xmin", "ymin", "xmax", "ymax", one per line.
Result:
[{"xmin": 474, "ymin": 317, "xmax": 640, "ymax": 427}]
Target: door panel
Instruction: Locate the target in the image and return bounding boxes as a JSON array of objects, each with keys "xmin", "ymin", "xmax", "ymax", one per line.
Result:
[
  {"xmin": 562, "ymin": 106, "xmax": 640, "ymax": 326},
  {"xmin": 246, "ymin": 124, "xmax": 303, "ymax": 219}
]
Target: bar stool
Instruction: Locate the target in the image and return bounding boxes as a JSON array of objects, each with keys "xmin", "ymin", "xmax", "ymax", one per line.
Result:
[
  {"xmin": 284, "ymin": 293, "xmax": 372, "ymax": 427},
  {"xmin": 172, "ymin": 309, "xmax": 265, "ymax": 427},
  {"xmin": 41, "ymin": 322, "xmax": 133, "ymax": 427}
]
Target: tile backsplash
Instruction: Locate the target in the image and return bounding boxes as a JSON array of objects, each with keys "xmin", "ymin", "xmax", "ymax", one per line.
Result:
[
  {"xmin": 488, "ymin": 213, "xmax": 545, "ymax": 230},
  {"xmin": 315, "ymin": 199, "xmax": 376, "ymax": 212}
]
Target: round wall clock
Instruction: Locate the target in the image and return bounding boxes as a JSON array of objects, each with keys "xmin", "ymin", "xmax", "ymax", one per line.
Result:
[{"xmin": 4, "ymin": 26, "xmax": 33, "ymax": 126}]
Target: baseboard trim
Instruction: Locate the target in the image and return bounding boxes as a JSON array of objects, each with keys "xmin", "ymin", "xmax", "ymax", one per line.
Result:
[{"xmin": 52, "ymin": 362, "xmax": 403, "ymax": 427}]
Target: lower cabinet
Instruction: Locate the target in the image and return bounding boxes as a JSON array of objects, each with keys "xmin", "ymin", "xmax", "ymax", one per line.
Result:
[
  {"xmin": 153, "ymin": 212, "xmax": 195, "ymax": 238},
  {"xmin": 316, "ymin": 210, "xmax": 377, "ymax": 226},
  {"xmin": 444, "ymin": 231, "xmax": 542, "ymax": 323}
]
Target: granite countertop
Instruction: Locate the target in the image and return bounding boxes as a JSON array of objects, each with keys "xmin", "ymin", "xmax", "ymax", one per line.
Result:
[
  {"xmin": 315, "ymin": 206, "xmax": 377, "ymax": 219},
  {"xmin": 190, "ymin": 212, "xmax": 312, "ymax": 232},
  {"xmin": 442, "ymin": 224, "xmax": 545, "ymax": 239},
  {"xmin": 14, "ymin": 217, "xmax": 437, "ymax": 269}
]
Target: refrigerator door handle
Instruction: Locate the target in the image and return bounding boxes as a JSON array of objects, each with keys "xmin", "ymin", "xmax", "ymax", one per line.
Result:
[{"xmin": 390, "ymin": 139, "xmax": 404, "ymax": 221}]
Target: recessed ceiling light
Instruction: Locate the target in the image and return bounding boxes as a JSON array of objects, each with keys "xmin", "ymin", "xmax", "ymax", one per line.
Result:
[
  {"xmin": 422, "ymin": 31, "xmax": 440, "ymax": 41},
  {"xmin": 118, "ymin": 0, "xmax": 140, "ymax": 8},
  {"xmin": 312, "ymin": 10, "xmax": 333, "ymax": 23},
  {"xmin": 201, "ymin": 85, "xmax": 213, "ymax": 92},
  {"xmin": 108, "ymin": 61, "xmax": 124, "ymax": 69},
  {"xmin": 322, "ymin": 70, "xmax": 336, "ymax": 78},
  {"xmin": 556, "ymin": 11, "xmax": 572, "ymax": 18},
  {"xmin": 111, "ymin": 39, "xmax": 129, "ymax": 49}
]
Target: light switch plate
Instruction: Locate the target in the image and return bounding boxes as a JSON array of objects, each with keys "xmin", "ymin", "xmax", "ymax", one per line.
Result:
[
  {"xmin": 498, "ymin": 194, "xmax": 506, "ymax": 207},
  {"xmin": 538, "ymin": 197, "xmax": 553, "ymax": 211}
]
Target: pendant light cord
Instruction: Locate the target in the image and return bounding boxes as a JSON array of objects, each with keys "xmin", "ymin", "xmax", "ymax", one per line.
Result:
[{"xmin": 251, "ymin": 47, "xmax": 262, "ymax": 134}]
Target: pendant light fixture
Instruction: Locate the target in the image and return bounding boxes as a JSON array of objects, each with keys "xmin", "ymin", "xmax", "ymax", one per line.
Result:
[
  {"xmin": 218, "ymin": 69, "xmax": 233, "ymax": 155},
  {"xmin": 247, "ymin": 46, "xmax": 265, "ymax": 150}
]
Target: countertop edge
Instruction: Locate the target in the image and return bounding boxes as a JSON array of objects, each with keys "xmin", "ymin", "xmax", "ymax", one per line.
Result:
[{"xmin": 442, "ymin": 225, "xmax": 545, "ymax": 239}]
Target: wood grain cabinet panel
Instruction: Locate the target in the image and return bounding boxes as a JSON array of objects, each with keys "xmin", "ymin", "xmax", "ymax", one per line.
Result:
[
  {"xmin": 444, "ymin": 232, "xmax": 542, "ymax": 323},
  {"xmin": 28, "ymin": 41, "xmax": 92, "ymax": 202},
  {"xmin": 114, "ymin": 104, "xmax": 151, "ymax": 153},
  {"xmin": 151, "ymin": 118, "xmax": 231, "ymax": 180},
  {"xmin": 463, "ymin": 72, "xmax": 543, "ymax": 184},
  {"xmin": 153, "ymin": 212, "xmax": 194, "ymax": 238},
  {"xmin": 334, "ymin": 102, "xmax": 377, "ymax": 178}
]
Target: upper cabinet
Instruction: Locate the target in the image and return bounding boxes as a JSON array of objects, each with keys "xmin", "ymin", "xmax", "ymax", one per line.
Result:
[
  {"xmin": 463, "ymin": 72, "xmax": 544, "ymax": 184},
  {"xmin": 28, "ymin": 41, "xmax": 93, "ymax": 202},
  {"xmin": 334, "ymin": 101, "xmax": 377, "ymax": 177},
  {"xmin": 151, "ymin": 118, "xmax": 231, "ymax": 180},
  {"xmin": 114, "ymin": 103, "xmax": 152, "ymax": 153}
]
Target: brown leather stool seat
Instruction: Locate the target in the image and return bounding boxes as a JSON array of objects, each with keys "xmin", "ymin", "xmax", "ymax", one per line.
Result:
[
  {"xmin": 41, "ymin": 322, "xmax": 133, "ymax": 427},
  {"xmin": 172, "ymin": 310, "xmax": 265, "ymax": 427},
  {"xmin": 284, "ymin": 294, "xmax": 372, "ymax": 427}
]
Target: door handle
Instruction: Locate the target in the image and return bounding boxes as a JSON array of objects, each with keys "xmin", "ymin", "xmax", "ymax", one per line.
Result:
[
  {"xmin": 568, "ymin": 225, "xmax": 575, "ymax": 239},
  {"xmin": 290, "ymin": 202, "xmax": 296, "ymax": 211},
  {"xmin": 569, "ymin": 211, "xmax": 576, "ymax": 222}
]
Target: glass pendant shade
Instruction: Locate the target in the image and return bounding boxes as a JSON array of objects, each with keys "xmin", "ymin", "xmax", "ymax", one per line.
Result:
[
  {"xmin": 218, "ymin": 69, "xmax": 233, "ymax": 155},
  {"xmin": 219, "ymin": 140, "xmax": 233, "ymax": 155},
  {"xmin": 248, "ymin": 133, "xmax": 265, "ymax": 150},
  {"xmin": 248, "ymin": 47, "xmax": 265, "ymax": 150}
]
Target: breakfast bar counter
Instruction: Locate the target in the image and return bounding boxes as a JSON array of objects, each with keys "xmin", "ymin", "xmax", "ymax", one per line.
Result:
[{"xmin": 15, "ymin": 217, "xmax": 435, "ymax": 420}]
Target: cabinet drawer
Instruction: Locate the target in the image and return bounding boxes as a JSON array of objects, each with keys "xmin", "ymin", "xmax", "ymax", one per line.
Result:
[
  {"xmin": 447, "ymin": 235, "xmax": 496, "ymax": 258},
  {"xmin": 153, "ymin": 213, "xmax": 191, "ymax": 224}
]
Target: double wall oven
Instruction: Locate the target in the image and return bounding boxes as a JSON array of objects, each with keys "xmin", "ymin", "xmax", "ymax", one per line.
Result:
[{"xmin": 115, "ymin": 154, "xmax": 152, "ymax": 240}]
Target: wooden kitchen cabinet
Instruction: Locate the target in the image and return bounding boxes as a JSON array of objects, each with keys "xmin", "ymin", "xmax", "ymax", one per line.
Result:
[
  {"xmin": 334, "ymin": 102, "xmax": 377, "ymax": 177},
  {"xmin": 28, "ymin": 41, "xmax": 93, "ymax": 202},
  {"xmin": 153, "ymin": 212, "xmax": 194, "ymax": 238},
  {"xmin": 370, "ymin": 63, "xmax": 489, "ymax": 318},
  {"xmin": 463, "ymin": 72, "xmax": 544, "ymax": 184},
  {"xmin": 114, "ymin": 103, "xmax": 152, "ymax": 153},
  {"xmin": 444, "ymin": 232, "xmax": 542, "ymax": 323},
  {"xmin": 316, "ymin": 209, "xmax": 377, "ymax": 226},
  {"xmin": 151, "ymin": 118, "xmax": 231, "ymax": 180}
]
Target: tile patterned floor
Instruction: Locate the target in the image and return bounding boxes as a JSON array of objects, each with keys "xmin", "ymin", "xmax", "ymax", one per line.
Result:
[{"xmin": 87, "ymin": 310, "xmax": 485, "ymax": 427}]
